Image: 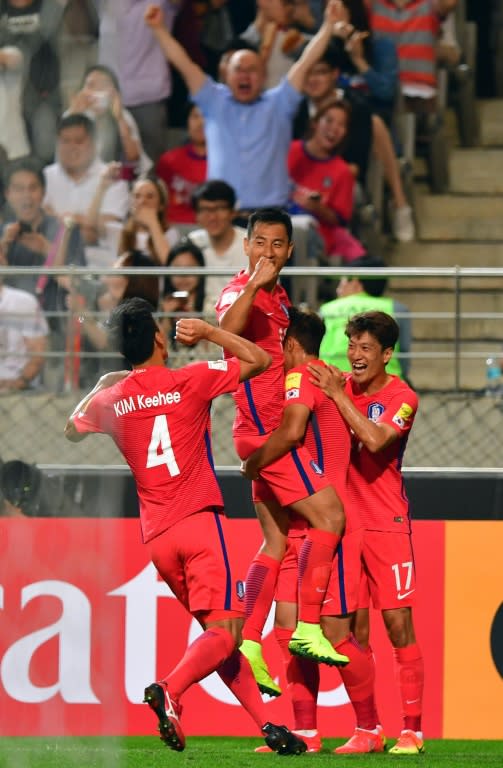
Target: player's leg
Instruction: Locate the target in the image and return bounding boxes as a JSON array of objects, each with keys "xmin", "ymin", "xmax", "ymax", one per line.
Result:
[
  {"xmin": 240, "ymin": 495, "xmax": 289, "ymax": 697},
  {"xmin": 287, "ymin": 485, "xmax": 348, "ymax": 666},
  {"xmin": 364, "ymin": 531, "xmax": 425, "ymax": 755}
]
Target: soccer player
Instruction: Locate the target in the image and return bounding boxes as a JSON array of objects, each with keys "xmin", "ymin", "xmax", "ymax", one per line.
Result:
[
  {"xmin": 64, "ymin": 297, "xmax": 306, "ymax": 756},
  {"xmin": 309, "ymin": 310, "xmax": 424, "ymax": 755},
  {"xmin": 216, "ymin": 209, "xmax": 348, "ymax": 696},
  {"xmin": 242, "ymin": 307, "xmax": 384, "ymax": 754}
]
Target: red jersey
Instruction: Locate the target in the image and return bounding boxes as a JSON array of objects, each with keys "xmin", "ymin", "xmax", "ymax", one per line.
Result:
[
  {"xmin": 346, "ymin": 374, "xmax": 418, "ymax": 533},
  {"xmin": 72, "ymin": 360, "xmax": 240, "ymax": 543},
  {"xmin": 216, "ymin": 270, "xmax": 290, "ymax": 438},
  {"xmin": 288, "ymin": 140, "xmax": 355, "ymax": 254},
  {"xmin": 155, "ymin": 144, "xmax": 207, "ymax": 224},
  {"xmin": 283, "ymin": 361, "xmax": 359, "ymax": 534}
]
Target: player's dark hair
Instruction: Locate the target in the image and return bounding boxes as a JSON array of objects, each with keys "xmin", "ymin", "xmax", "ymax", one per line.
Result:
[
  {"xmin": 107, "ymin": 297, "xmax": 158, "ymax": 365},
  {"xmin": 4, "ymin": 157, "xmax": 45, "ymax": 191},
  {"xmin": 286, "ymin": 306, "xmax": 326, "ymax": 356},
  {"xmin": 345, "ymin": 310, "xmax": 399, "ymax": 350},
  {"xmin": 247, "ymin": 207, "xmax": 293, "ymax": 243},
  {"xmin": 58, "ymin": 112, "xmax": 96, "ymax": 140},
  {"xmin": 348, "ymin": 254, "xmax": 388, "ymax": 297},
  {"xmin": 0, "ymin": 460, "xmax": 42, "ymax": 515},
  {"xmin": 191, "ymin": 179, "xmax": 236, "ymax": 211}
]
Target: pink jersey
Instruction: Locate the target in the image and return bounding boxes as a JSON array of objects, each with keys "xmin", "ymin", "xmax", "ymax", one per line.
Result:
[
  {"xmin": 155, "ymin": 144, "xmax": 207, "ymax": 224},
  {"xmin": 283, "ymin": 361, "xmax": 359, "ymax": 534},
  {"xmin": 216, "ymin": 270, "xmax": 290, "ymax": 438},
  {"xmin": 72, "ymin": 360, "xmax": 240, "ymax": 543},
  {"xmin": 346, "ymin": 374, "xmax": 418, "ymax": 533}
]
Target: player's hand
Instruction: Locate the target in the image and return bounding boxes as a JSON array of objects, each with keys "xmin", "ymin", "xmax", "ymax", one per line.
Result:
[
  {"xmin": 175, "ymin": 318, "xmax": 209, "ymax": 345},
  {"xmin": 144, "ymin": 4, "xmax": 163, "ymax": 28},
  {"xmin": 307, "ymin": 362, "xmax": 345, "ymax": 397},
  {"xmin": 249, "ymin": 256, "xmax": 279, "ymax": 289},
  {"xmin": 240, "ymin": 458, "xmax": 259, "ymax": 481}
]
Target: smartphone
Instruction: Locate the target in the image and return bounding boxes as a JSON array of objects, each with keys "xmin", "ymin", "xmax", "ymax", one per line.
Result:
[
  {"xmin": 171, "ymin": 291, "xmax": 189, "ymax": 300},
  {"xmin": 18, "ymin": 221, "xmax": 32, "ymax": 234}
]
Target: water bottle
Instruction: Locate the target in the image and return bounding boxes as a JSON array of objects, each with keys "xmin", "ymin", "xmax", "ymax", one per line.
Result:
[{"xmin": 485, "ymin": 357, "xmax": 501, "ymax": 395}]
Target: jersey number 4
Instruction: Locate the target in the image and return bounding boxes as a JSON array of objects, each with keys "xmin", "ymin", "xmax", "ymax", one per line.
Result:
[{"xmin": 146, "ymin": 415, "xmax": 180, "ymax": 476}]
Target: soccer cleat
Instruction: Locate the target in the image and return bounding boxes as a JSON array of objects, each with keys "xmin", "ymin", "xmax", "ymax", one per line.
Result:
[
  {"xmin": 377, "ymin": 724, "xmax": 388, "ymax": 749},
  {"xmin": 261, "ymin": 722, "xmax": 308, "ymax": 755},
  {"xmin": 143, "ymin": 682, "xmax": 185, "ymax": 751},
  {"xmin": 334, "ymin": 727, "xmax": 386, "ymax": 754},
  {"xmin": 288, "ymin": 622, "xmax": 350, "ymax": 667},
  {"xmin": 389, "ymin": 729, "xmax": 425, "ymax": 755},
  {"xmin": 255, "ymin": 731, "xmax": 322, "ymax": 753},
  {"xmin": 240, "ymin": 639, "xmax": 282, "ymax": 697}
]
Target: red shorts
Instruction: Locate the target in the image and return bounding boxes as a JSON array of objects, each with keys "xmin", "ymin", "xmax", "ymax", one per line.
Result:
[
  {"xmin": 359, "ymin": 530, "xmax": 417, "ymax": 610},
  {"xmin": 147, "ymin": 510, "xmax": 245, "ymax": 620},
  {"xmin": 235, "ymin": 433, "xmax": 330, "ymax": 506},
  {"xmin": 275, "ymin": 528, "xmax": 363, "ymax": 616}
]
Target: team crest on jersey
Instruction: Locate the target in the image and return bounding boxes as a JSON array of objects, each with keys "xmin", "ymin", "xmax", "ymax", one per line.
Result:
[
  {"xmin": 208, "ymin": 360, "xmax": 228, "ymax": 371},
  {"xmin": 286, "ymin": 388, "xmax": 300, "ymax": 399},
  {"xmin": 236, "ymin": 580, "xmax": 246, "ymax": 601},
  {"xmin": 367, "ymin": 402, "xmax": 385, "ymax": 422},
  {"xmin": 392, "ymin": 402, "xmax": 413, "ymax": 428},
  {"xmin": 310, "ymin": 460, "xmax": 323, "ymax": 475}
]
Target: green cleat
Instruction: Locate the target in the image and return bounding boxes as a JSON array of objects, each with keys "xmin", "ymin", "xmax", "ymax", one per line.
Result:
[
  {"xmin": 288, "ymin": 622, "xmax": 350, "ymax": 667},
  {"xmin": 240, "ymin": 639, "xmax": 282, "ymax": 697}
]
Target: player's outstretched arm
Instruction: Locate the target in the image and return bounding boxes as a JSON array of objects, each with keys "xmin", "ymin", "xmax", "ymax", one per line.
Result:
[
  {"xmin": 218, "ymin": 257, "xmax": 279, "ymax": 335},
  {"xmin": 307, "ymin": 363, "xmax": 397, "ymax": 453},
  {"xmin": 175, "ymin": 318, "xmax": 271, "ymax": 381},
  {"xmin": 144, "ymin": 4, "xmax": 206, "ymax": 95},
  {"xmin": 241, "ymin": 403, "xmax": 310, "ymax": 480},
  {"xmin": 64, "ymin": 370, "xmax": 130, "ymax": 442}
]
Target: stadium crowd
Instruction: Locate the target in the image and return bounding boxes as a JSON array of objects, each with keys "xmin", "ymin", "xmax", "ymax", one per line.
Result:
[{"xmin": 0, "ymin": 0, "xmax": 464, "ymax": 393}]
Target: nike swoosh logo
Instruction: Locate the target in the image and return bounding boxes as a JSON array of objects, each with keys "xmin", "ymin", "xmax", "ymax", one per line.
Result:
[
  {"xmin": 406, "ymin": 699, "xmax": 420, "ymax": 705},
  {"xmin": 397, "ymin": 590, "xmax": 415, "ymax": 600},
  {"xmin": 316, "ymin": 587, "xmax": 326, "ymax": 593},
  {"xmin": 322, "ymin": 598, "xmax": 333, "ymax": 605}
]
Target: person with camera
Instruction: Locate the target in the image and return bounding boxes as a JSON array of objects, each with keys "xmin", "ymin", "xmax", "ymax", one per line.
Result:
[
  {"xmin": 65, "ymin": 64, "xmax": 152, "ymax": 179},
  {"xmin": 0, "ymin": 460, "xmax": 43, "ymax": 516},
  {"xmin": 161, "ymin": 240, "xmax": 207, "ymax": 354}
]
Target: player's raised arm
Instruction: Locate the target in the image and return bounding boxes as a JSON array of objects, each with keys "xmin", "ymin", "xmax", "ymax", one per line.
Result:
[
  {"xmin": 307, "ymin": 363, "xmax": 397, "ymax": 453},
  {"xmin": 64, "ymin": 370, "xmax": 130, "ymax": 442},
  {"xmin": 175, "ymin": 318, "xmax": 271, "ymax": 381},
  {"xmin": 144, "ymin": 4, "xmax": 206, "ymax": 95}
]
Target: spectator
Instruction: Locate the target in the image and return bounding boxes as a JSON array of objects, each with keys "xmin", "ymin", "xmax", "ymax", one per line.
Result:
[
  {"xmin": 113, "ymin": 174, "xmax": 180, "ymax": 265},
  {"xmin": 43, "ymin": 114, "xmax": 129, "ymax": 248},
  {"xmin": 95, "ymin": 0, "xmax": 181, "ymax": 164},
  {"xmin": 145, "ymin": 1, "xmax": 346, "ymax": 212},
  {"xmin": 161, "ymin": 239, "xmax": 206, "ymax": 349},
  {"xmin": 189, "ymin": 180, "xmax": 247, "ymax": 315},
  {"xmin": 294, "ymin": 45, "xmax": 415, "ymax": 241},
  {"xmin": 0, "ymin": 158, "xmax": 86, "ymax": 311},
  {"xmin": 318, "ymin": 254, "xmax": 411, "ymax": 381},
  {"xmin": 0, "ymin": 0, "xmax": 65, "ymax": 164},
  {"xmin": 0, "ymin": 460, "xmax": 42, "ymax": 516},
  {"xmin": 155, "ymin": 102, "xmax": 207, "ymax": 226},
  {"xmin": 288, "ymin": 97, "xmax": 366, "ymax": 263},
  {"xmin": 0, "ymin": 276, "xmax": 49, "ymax": 392},
  {"xmin": 0, "ymin": 45, "xmax": 30, "ymax": 160},
  {"xmin": 65, "ymin": 64, "xmax": 152, "ymax": 177}
]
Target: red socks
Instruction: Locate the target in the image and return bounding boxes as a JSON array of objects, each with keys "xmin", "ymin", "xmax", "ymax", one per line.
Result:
[
  {"xmin": 218, "ymin": 649, "xmax": 266, "ymax": 730},
  {"xmin": 297, "ymin": 529, "xmax": 340, "ymax": 624},
  {"xmin": 275, "ymin": 626, "xmax": 319, "ymax": 730},
  {"xmin": 393, "ymin": 643, "xmax": 424, "ymax": 732},
  {"xmin": 164, "ymin": 626, "xmax": 235, "ymax": 701},
  {"xmin": 242, "ymin": 553, "xmax": 281, "ymax": 642},
  {"xmin": 336, "ymin": 636, "xmax": 379, "ymax": 730}
]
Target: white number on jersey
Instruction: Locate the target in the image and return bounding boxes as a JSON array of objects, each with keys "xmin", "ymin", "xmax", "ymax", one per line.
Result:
[{"xmin": 146, "ymin": 414, "xmax": 180, "ymax": 476}]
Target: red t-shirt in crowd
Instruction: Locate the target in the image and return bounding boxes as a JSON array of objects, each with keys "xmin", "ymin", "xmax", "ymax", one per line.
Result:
[
  {"xmin": 216, "ymin": 270, "xmax": 290, "ymax": 438},
  {"xmin": 72, "ymin": 361, "xmax": 240, "ymax": 543},
  {"xmin": 345, "ymin": 374, "xmax": 418, "ymax": 533},
  {"xmin": 156, "ymin": 143, "xmax": 207, "ymax": 224}
]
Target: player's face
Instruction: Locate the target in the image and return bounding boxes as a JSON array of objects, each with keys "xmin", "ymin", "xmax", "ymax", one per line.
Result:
[
  {"xmin": 347, "ymin": 331, "xmax": 392, "ymax": 387},
  {"xmin": 226, "ymin": 51, "xmax": 265, "ymax": 103},
  {"xmin": 6, "ymin": 170, "xmax": 44, "ymax": 224},
  {"xmin": 245, "ymin": 221, "xmax": 293, "ymax": 274}
]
